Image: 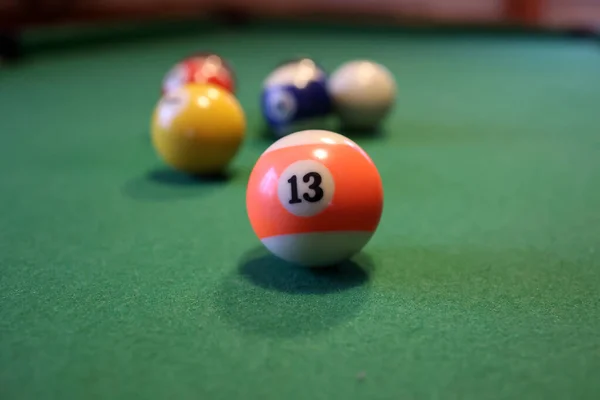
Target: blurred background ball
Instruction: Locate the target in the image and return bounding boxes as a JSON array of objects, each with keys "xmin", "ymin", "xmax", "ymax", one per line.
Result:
[
  {"xmin": 161, "ymin": 53, "xmax": 236, "ymax": 95},
  {"xmin": 261, "ymin": 58, "xmax": 333, "ymax": 138},
  {"xmin": 328, "ymin": 60, "xmax": 396, "ymax": 130},
  {"xmin": 151, "ymin": 83, "xmax": 245, "ymax": 175}
]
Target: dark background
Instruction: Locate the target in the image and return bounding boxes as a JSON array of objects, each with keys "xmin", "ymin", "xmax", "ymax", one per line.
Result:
[{"xmin": 2, "ymin": 0, "xmax": 599, "ymax": 31}]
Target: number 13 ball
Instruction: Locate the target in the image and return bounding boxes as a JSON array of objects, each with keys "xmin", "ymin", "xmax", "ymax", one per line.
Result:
[{"xmin": 246, "ymin": 130, "xmax": 383, "ymax": 267}]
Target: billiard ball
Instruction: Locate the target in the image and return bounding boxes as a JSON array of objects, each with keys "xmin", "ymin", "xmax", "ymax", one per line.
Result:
[
  {"xmin": 162, "ymin": 53, "xmax": 236, "ymax": 95},
  {"xmin": 151, "ymin": 83, "xmax": 246, "ymax": 175},
  {"xmin": 328, "ymin": 60, "xmax": 396, "ymax": 130},
  {"xmin": 261, "ymin": 58, "xmax": 333, "ymax": 138},
  {"xmin": 246, "ymin": 129, "xmax": 383, "ymax": 267}
]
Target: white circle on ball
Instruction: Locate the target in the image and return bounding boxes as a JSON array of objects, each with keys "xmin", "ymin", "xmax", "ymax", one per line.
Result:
[
  {"xmin": 265, "ymin": 89, "xmax": 297, "ymax": 123},
  {"xmin": 163, "ymin": 65, "xmax": 186, "ymax": 93},
  {"xmin": 157, "ymin": 89, "xmax": 188, "ymax": 128},
  {"xmin": 263, "ymin": 59, "xmax": 325, "ymax": 88},
  {"xmin": 277, "ymin": 160, "xmax": 334, "ymax": 217}
]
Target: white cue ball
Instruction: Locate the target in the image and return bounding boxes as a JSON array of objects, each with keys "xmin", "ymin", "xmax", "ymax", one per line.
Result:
[{"xmin": 328, "ymin": 60, "xmax": 397, "ymax": 129}]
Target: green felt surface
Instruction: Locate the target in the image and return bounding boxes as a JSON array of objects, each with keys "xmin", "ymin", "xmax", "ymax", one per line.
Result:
[{"xmin": 1, "ymin": 20, "xmax": 600, "ymax": 400}]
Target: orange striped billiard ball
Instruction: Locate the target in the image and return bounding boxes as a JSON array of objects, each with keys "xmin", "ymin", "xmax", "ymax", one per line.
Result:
[{"xmin": 246, "ymin": 130, "xmax": 383, "ymax": 267}]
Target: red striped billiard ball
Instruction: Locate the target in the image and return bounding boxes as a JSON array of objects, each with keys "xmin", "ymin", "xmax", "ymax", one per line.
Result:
[{"xmin": 162, "ymin": 53, "xmax": 236, "ymax": 95}]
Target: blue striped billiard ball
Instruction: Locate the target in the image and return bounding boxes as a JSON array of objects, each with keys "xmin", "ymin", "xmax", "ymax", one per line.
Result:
[{"xmin": 261, "ymin": 58, "xmax": 333, "ymax": 138}]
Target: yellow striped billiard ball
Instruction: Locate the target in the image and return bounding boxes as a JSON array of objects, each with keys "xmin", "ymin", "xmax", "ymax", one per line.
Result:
[{"xmin": 151, "ymin": 83, "xmax": 246, "ymax": 175}]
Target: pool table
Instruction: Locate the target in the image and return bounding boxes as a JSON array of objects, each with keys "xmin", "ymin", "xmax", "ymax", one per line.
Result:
[{"xmin": 1, "ymin": 18, "xmax": 599, "ymax": 400}]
